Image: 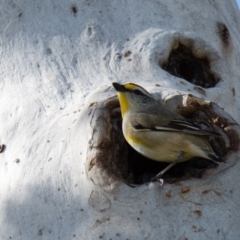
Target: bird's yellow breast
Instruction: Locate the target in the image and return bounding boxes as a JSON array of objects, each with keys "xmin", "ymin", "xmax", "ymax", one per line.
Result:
[{"xmin": 125, "ymin": 134, "xmax": 152, "ymax": 148}]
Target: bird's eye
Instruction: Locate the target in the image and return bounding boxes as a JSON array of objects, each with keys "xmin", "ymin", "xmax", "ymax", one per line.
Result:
[
  {"xmin": 134, "ymin": 124, "xmax": 145, "ymax": 129},
  {"xmin": 134, "ymin": 90, "xmax": 144, "ymax": 95}
]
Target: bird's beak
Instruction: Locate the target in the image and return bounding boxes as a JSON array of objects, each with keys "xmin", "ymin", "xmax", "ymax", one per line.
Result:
[{"xmin": 112, "ymin": 82, "xmax": 126, "ymax": 92}]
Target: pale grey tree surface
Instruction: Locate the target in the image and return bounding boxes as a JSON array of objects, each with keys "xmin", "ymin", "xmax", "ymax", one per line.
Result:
[{"xmin": 0, "ymin": 0, "xmax": 240, "ymax": 239}]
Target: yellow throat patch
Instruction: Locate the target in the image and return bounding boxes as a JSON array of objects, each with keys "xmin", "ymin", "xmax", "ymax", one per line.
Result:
[{"xmin": 117, "ymin": 92, "xmax": 129, "ymax": 117}]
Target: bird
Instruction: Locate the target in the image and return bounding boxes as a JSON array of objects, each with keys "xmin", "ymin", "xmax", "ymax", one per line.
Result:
[{"xmin": 112, "ymin": 82, "xmax": 222, "ymax": 182}]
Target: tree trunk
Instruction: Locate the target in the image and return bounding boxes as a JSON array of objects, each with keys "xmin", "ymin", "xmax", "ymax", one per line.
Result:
[{"xmin": 0, "ymin": 0, "xmax": 240, "ymax": 239}]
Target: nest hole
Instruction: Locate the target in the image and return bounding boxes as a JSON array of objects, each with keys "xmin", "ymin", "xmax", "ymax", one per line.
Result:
[
  {"xmin": 87, "ymin": 95, "xmax": 238, "ymax": 189},
  {"xmin": 161, "ymin": 43, "xmax": 219, "ymax": 88}
]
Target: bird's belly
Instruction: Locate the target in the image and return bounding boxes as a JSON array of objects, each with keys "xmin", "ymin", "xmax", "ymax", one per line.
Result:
[
  {"xmin": 126, "ymin": 132, "xmax": 196, "ymax": 163},
  {"xmin": 132, "ymin": 142, "xmax": 184, "ymax": 162}
]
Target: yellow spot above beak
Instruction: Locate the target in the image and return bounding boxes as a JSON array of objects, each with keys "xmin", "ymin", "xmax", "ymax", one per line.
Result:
[{"xmin": 124, "ymin": 83, "xmax": 137, "ymax": 90}]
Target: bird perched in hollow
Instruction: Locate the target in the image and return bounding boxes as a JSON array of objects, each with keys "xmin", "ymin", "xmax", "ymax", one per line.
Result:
[{"xmin": 112, "ymin": 82, "xmax": 222, "ymax": 179}]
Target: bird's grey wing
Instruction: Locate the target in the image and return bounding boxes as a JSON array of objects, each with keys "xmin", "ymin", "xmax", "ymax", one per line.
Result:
[{"xmin": 131, "ymin": 113, "xmax": 220, "ymax": 137}]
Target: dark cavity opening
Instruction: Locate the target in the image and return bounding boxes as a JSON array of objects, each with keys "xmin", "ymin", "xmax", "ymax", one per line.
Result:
[
  {"xmin": 71, "ymin": 5, "xmax": 78, "ymax": 16},
  {"xmin": 217, "ymin": 22, "xmax": 231, "ymax": 47},
  {"xmin": 161, "ymin": 44, "xmax": 219, "ymax": 88}
]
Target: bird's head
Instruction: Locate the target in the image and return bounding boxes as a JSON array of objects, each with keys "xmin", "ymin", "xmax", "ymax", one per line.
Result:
[{"xmin": 112, "ymin": 82, "xmax": 155, "ymax": 117}]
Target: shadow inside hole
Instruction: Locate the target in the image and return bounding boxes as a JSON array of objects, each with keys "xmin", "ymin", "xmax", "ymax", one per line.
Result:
[
  {"xmin": 125, "ymin": 139, "xmax": 219, "ymax": 185},
  {"xmin": 113, "ymin": 111, "xmax": 222, "ymax": 185},
  {"xmin": 161, "ymin": 43, "xmax": 219, "ymax": 88}
]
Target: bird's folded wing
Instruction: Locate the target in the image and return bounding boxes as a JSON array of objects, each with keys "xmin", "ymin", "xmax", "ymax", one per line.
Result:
[{"xmin": 132, "ymin": 113, "xmax": 220, "ymax": 137}]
